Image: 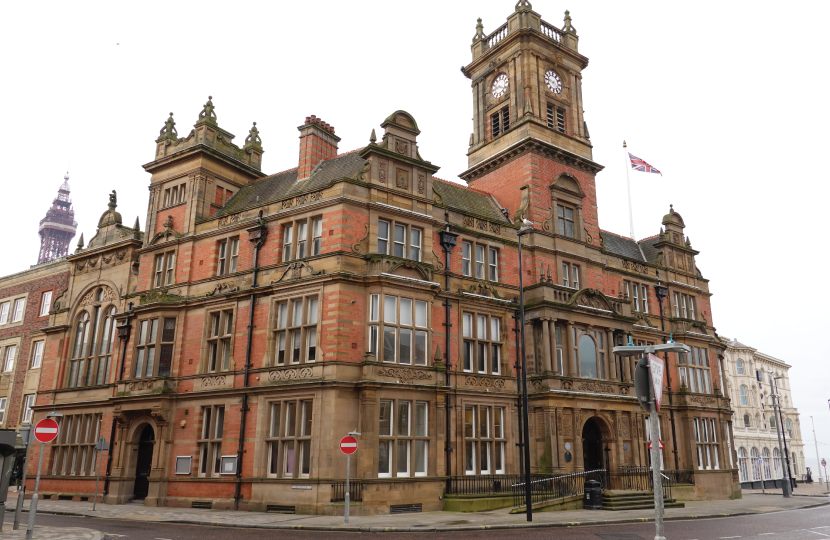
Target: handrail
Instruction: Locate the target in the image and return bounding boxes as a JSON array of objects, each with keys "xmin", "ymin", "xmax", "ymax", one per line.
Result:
[
  {"xmin": 485, "ymin": 23, "xmax": 508, "ymax": 50},
  {"xmin": 512, "ymin": 469, "xmax": 605, "ymax": 508}
]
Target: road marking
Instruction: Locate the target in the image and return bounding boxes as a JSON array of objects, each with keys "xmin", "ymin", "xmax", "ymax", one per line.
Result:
[
  {"xmin": 758, "ymin": 534, "xmax": 775, "ymax": 536},
  {"xmin": 807, "ymin": 531, "xmax": 830, "ymax": 537},
  {"xmin": 720, "ymin": 537, "xmax": 742, "ymax": 539}
]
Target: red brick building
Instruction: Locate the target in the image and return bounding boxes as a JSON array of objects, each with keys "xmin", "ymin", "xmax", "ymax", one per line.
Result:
[{"xmin": 25, "ymin": 3, "xmax": 739, "ymax": 513}]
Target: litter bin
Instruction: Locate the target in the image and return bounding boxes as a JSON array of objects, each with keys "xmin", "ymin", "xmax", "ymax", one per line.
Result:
[{"xmin": 584, "ymin": 479, "xmax": 603, "ymax": 510}]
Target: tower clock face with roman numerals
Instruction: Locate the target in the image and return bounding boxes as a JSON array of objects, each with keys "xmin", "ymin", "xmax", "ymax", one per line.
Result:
[
  {"xmin": 491, "ymin": 73, "xmax": 509, "ymax": 99},
  {"xmin": 545, "ymin": 69, "xmax": 563, "ymax": 94}
]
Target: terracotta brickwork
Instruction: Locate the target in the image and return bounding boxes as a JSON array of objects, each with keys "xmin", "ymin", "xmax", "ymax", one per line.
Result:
[{"xmin": 21, "ymin": 3, "xmax": 739, "ymax": 515}]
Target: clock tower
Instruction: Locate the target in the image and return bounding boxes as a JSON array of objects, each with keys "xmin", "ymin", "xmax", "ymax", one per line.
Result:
[{"xmin": 460, "ymin": 1, "xmax": 603, "ymax": 234}]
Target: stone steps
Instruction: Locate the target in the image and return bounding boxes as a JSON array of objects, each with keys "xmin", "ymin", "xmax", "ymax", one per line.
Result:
[{"xmin": 602, "ymin": 490, "xmax": 685, "ymax": 511}]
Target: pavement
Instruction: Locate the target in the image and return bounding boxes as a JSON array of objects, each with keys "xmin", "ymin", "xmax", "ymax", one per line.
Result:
[
  {"xmin": 0, "ymin": 524, "xmax": 103, "ymax": 540},
  {"xmin": 5, "ymin": 489, "xmax": 829, "ymax": 533},
  {"xmin": 743, "ymin": 481, "xmax": 830, "ymax": 497}
]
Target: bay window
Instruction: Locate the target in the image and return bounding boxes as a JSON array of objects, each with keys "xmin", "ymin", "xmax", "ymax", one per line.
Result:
[
  {"xmin": 273, "ymin": 295, "xmax": 319, "ymax": 365},
  {"xmin": 462, "ymin": 311, "xmax": 502, "ymax": 374}
]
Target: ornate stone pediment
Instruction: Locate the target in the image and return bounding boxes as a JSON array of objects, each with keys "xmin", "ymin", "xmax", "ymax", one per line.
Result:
[
  {"xmin": 205, "ymin": 282, "xmax": 238, "ymax": 297},
  {"xmin": 568, "ymin": 288, "xmax": 617, "ymax": 314},
  {"xmin": 460, "ymin": 281, "xmax": 506, "ymax": 300}
]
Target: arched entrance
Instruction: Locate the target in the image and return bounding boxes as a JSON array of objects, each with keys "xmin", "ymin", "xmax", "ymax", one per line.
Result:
[
  {"xmin": 133, "ymin": 425, "xmax": 154, "ymax": 499},
  {"xmin": 582, "ymin": 418, "xmax": 604, "ymax": 471}
]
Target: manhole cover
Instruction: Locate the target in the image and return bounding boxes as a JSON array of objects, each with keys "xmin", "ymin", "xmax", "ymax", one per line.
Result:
[{"xmin": 595, "ymin": 535, "xmax": 644, "ymax": 540}]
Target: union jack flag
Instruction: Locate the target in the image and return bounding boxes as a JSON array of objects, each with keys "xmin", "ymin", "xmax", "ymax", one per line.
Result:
[{"xmin": 628, "ymin": 153, "xmax": 662, "ymax": 175}]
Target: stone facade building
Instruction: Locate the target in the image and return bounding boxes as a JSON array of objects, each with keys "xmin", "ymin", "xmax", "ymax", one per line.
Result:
[
  {"xmin": 722, "ymin": 339, "xmax": 805, "ymax": 489},
  {"xmin": 25, "ymin": 3, "xmax": 739, "ymax": 514}
]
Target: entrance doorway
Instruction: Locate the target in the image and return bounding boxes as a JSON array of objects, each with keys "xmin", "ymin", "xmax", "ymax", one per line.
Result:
[
  {"xmin": 582, "ymin": 418, "xmax": 604, "ymax": 471},
  {"xmin": 133, "ymin": 425, "xmax": 154, "ymax": 499}
]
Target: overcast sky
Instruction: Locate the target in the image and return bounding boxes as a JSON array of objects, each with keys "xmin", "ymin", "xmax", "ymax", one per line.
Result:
[{"xmin": 3, "ymin": 1, "xmax": 829, "ymax": 474}]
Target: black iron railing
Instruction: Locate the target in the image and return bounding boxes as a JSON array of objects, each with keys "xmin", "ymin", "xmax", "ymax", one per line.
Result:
[
  {"xmin": 618, "ymin": 465, "xmax": 674, "ymax": 501},
  {"xmin": 331, "ymin": 481, "xmax": 362, "ymax": 502},
  {"xmin": 663, "ymin": 469, "xmax": 694, "ymax": 485},
  {"xmin": 512, "ymin": 469, "xmax": 606, "ymax": 508},
  {"xmin": 446, "ymin": 474, "xmax": 527, "ymax": 496}
]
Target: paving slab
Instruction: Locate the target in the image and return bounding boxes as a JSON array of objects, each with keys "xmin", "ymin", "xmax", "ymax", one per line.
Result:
[
  {"xmin": 5, "ymin": 491, "xmax": 828, "ymax": 532},
  {"xmin": 0, "ymin": 525, "xmax": 103, "ymax": 540}
]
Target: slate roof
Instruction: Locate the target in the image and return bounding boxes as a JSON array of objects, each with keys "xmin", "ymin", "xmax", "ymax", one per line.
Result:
[
  {"xmin": 432, "ymin": 179, "xmax": 510, "ymax": 224},
  {"xmin": 213, "ymin": 151, "xmax": 368, "ymax": 218},
  {"xmin": 601, "ymin": 230, "xmax": 645, "ymax": 262},
  {"xmin": 638, "ymin": 235, "xmax": 661, "ymax": 264}
]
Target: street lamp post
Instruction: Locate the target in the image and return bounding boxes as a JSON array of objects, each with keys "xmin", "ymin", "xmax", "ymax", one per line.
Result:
[
  {"xmin": 614, "ymin": 341, "xmax": 691, "ymax": 540},
  {"xmin": 12, "ymin": 423, "xmax": 32, "ymax": 530},
  {"xmin": 653, "ymin": 273, "xmax": 679, "ymax": 471},
  {"xmin": 767, "ymin": 372, "xmax": 790, "ymax": 497},
  {"xmin": 772, "ymin": 377, "xmax": 793, "ymax": 490},
  {"xmin": 810, "ymin": 416, "xmax": 823, "ymax": 485},
  {"xmin": 517, "ymin": 223, "xmax": 533, "ymax": 521}
]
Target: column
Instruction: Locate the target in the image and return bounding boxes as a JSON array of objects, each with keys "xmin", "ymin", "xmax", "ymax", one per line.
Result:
[
  {"xmin": 358, "ymin": 388, "xmax": 377, "ymax": 479},
  {"xmin": 565, "ymin": 322, "xmax": 575, "ymax": 377},
  {"xmin": 573, "ymin": 410, "xmax": 584, "ymax": 472},
  {"xmin": 551, "ymin": 407, "xmax": 563, "ymax": 473},
  {"xmin": 549, "ymin": 320, "xmax": 560, "ymax": 375},
  {"xmin": 541, "ymin": 318, "xmax": 553, "ymax": 373},
  {"xmin": 525, "ymin": 320, "xmax": 537, "ymax": 374},
  {"xmin": 607, "ymin": 329, "xmax": 618, "ymax": 381}
]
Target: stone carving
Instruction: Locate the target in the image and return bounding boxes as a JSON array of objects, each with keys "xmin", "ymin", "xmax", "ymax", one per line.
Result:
[
  {"xmin": 281, "ymin": 191, "xmax": 323, "ymax": 209},
  {"xmin": 378, "ymin": 367, "xmax": 432, "ymax": 384},
  {"xmin": 378, "ymin": 160, "xmax": 387, "ymax": 183},
  {"xmin": 395, "ymin": 140, "xmax": 408, "ymax": 155},
  {"xmin": 622, "ymin": 260, "xmax": 648, "ymax": 274},
  {"xmin": 619, "ymin": 385, "xmax": 630, "ymax": 395},
  {"xmin": 461, "ymin": 281, "xmax": 506, "ymax": 299},
  {"xmin": 198, "ymin": 96, "xmax": 217, "ymax": 124},
  {"xmin": 672, "ymin": 232, "xmax": 680, "ymax": 244},
  {"xmin": 417, "ymin": 173, "xmax": 425, "ymax": 195},
  {"xmin": 80, "ymin": 286, "xmax": 116, "ymax": 306},
  {"xmin": 465, "ymin": 376, "xmax": 478, "ymax": 386},
  {"xmin": 584, "ymin": 228, "xmax": 593, "ymax": 244},
  {"xmin": 150, "ymin": 410, "xmax": 170, "ymax": 425},
  {"xmin": 218, "ymin": 213, "xmax": 240, "ymax": 226},
  {"xmin": 561, "ymin": 413, "xmax": 573, "ymax": 437},
  {"xmin": 127, "ymin": 381, "xmax": 154, "ymax": 391},
  {"xmin": 461, "ymin": 215, "xmax": 501, "ymax": 235},
  {"xmin": 537, "ymin": 412, "xmax": 546, "ymax": 437},
  {"xmin": 562, "ymin": 380, "xmax": 573, "ymax": 390},
  {"xmin": 531, "ymin": 379, "xmax": 542, "ymax": 389},
  {"xmin": 201, "ymin": 375, "xmax": 226, "ymax": 387},
  {"xmin": 620, "ymin": 415, "xmax": 631, "ymax": 439},
  {"xmin": 244, "ymin": 122, "xmax": 262, "ymax": 147},
  {"xmin": 159, "ymin": 112, "xmax": 177, "ymax": 140},
  {"xmin": 395, "ymin": 168, "xmax": 409, "ymax": 190},
  {"xmin": 268, "ymin": 367, "xmax": 314, "ymax": 381},
  {"xmin": 573, "ymin": 289, "xmax": 616, "ymax": 313},
  {"xmin": 690, "ymin": 395, "xmax": 716, "ymax": 405},
  {"xmin": 272, "ymin": 261, "xmax": 324, "ymax": 283},
  {"xmin": 494, "ymin": 379, "xmax": 505, "ymax": 388},
  {"xmin": 578, "ymin": 381, "xmax": 616, "ymax": 394},
  {"xmin": 352, "ymin": 223, "xmax": 370, "ymax": 254},
  {"xmin": 205, "ymin": 282, "xmax": 238, "ymax": 296}
]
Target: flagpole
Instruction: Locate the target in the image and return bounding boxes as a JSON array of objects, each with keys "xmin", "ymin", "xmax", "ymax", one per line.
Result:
[{"xmin": 624, "ymin": 140, "xmax": 635, "ymax": 240}]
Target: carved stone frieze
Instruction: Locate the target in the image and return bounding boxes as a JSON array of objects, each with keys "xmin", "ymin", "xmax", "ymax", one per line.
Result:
[
  {"xmin": 378, "ymin": 367, "xmax": 432, "ymax": 384},
  {"xmin": 417, "ymin": 174, "xmax": 425, "ymax": 195},
  {"xmin": 268, "ymin": 367, "xmax": 314, "ymax": 381},
  {"xmin": 690, "ymin": 395, "xmax": 716, "ymax": 405},
  {"xmin": 80, "ymin": 286, "xmax": 116, "ymax": 306},
  {"xmin": 281, "ymin": 191, "xmax": 323, "ymax": 209},
  {"xmin": 462, "ymin": 215, "xmax": 501, "ymax": 235},
  {"xmin": 561, "ymin": 413, "xmax": 573, "ymax": 437},
  {"xmin": 622, "ymin": 260, "xmax": 648, "ymax": 274},
  {"xmin": 463, "ymin": 376, "xmax": 505, "ymax": 388},
  {"xmin": 378, "ymin": 160, "xmax": 387, "ymax": 183},
  {"xmin": 272, "ymin": 261, "xmax": 324, "ymax": 283},
  {"xmin": 218, "ymin": 213, "xmax": 240, "ymax": 226},
  {"xmin": 394, "ymin": 140, "xmax": 408, "ymax": 155},
  {"xmin": 395, "ymin": 168, "xmax": 409, "ymax": 189},
  {"xmin": 578, "ymin": 381, "xmax": 616, "ymax": 394},
  {"xmin": 620, "ymin": 415, "xmax": 631, "ymax": 439},
  {"xmin": 201, "ymin": 375, "xmax": 226, "ymax": 387}
]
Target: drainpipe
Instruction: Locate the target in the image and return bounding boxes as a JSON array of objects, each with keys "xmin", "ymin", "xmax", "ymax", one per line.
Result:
[
  {"xmin": 438, "ymin": 227, "xmax": 458, "ymax": 490},
  {"xmin": 104, "ymin": 301, "xmax": 133, "ymax": 497},
  {"xmin": 513, "ymin": 309, "xmax": 524, "ymax": 475},
  {"xmin": 234, "ymin": 215, "xmax": 267, "ymax": 510}
]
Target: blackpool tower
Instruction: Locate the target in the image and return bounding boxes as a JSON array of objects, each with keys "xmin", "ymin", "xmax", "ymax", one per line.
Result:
[{"xmin": 37, "ymin": 172, "xmax": 78, "ymax": 264}]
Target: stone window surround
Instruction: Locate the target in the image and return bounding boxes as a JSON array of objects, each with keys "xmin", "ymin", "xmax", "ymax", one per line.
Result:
[
  {"xmin": 549, "ymin": 173, "xmax": 586, "ymax": 243},
  {"xmin": 460, "ymin": 239, "xmax": 500, "ymax": 282},
  {"xmin": 216, "ymin": 236, "xmax": 240, "ymax": 276},
  {"xmin": 375, "ymin": 216, "xmax": 424, "ymax": 263},
  {"xmin": 0, "ymin": 337, "xmax": 21, "ymax": 374},
  {"xmin": 202, "ymin": 303, "xmax": 237, "ymax": 374},
  {"xmin": 460, "ymin": 308, "xmax": 504, "ymax": 375},
  {"xmin": 131, "ymin": 312, "xmax": 177, "ymax": 379},
  {"xmin": 153, "ymin": 249, "xmax": 177, "ymax": 288},
  {"xmin": 462, "ymin": 400, "xmax": 507, "ymax": 476},
  {"xmin": 0, "ymin": 292, "xmax": 28, "ymax": 329},
  {"xmin": 264, "ymin": 287, "xmax": 323, "ymax": 367},
  {"xmin": 378, "ymin": 397, "xmax": 430, "ymax": 478},
  {"xmin": 281, "ymin": 216, "xmax": 323, "ymax": 263},
  {"xmin": 29, "ymin": 337, "xmax": 45, "ymax": 370},
  {"xmin": 369, "ymin": 292, "xmax": 429, "ymax": 366},
  {"xmin": 264, "ymin": 398, "xmax": 314, "ymax": 479},
  {"xmin": 269, "ymin": 294, "xmax": 320, "ymax": 367},
  {"xmin": 66, "ymin": 303, "xmax": 118, "ymax": 388}
]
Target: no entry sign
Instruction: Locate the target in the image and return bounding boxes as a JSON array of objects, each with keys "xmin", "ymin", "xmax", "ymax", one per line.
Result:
[
  {"xmin": 340, "ymin": 435, "xmax": 358, "ymax": 455},
  {"xmin": 34, "ymin": 418, "xmax": 59, "ymax": 443}
]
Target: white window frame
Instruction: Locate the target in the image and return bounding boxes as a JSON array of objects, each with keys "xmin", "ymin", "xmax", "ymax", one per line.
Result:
[
  {"xmin": 378, "ymin": 219, "xmax": 423, "ymax": 262},
  {"xmin": 462, "ymin": 242, "xmax": 471, "ymax": 276},
  {"xmin": 312, "ymin": 218, "xmax": 323, "ymax": 256},
  {"xmin": 31, "ymin": 341, "xmax": 44, "ymax": 369},
  {"xmin": 0, "ymin": 398, "xmax": 6, "ymax": 424},
  {"xmin": 488, "ymin": 247, "xmax": 498, "ymax": 282},
  {"xmin": 39, "ymin": 291, "xmax": 52, "ymax": 317},
  {"xmin": 22, "ymin": 394, "xmax": 35, "ymax": 423},
  {"xmin": 371, "ymin": 294, "xmax": 428, "ymax": 365},
  {"xmin": 3, "ymin": 345, "xmax": 16, "ymax": 372},
  {"xmin": 0, "ymin": 302, "xmax": 8, "ymax": 325},
  {"xmin": 12, "ymin": 298, "xmax": 25, "ymax": 322}
]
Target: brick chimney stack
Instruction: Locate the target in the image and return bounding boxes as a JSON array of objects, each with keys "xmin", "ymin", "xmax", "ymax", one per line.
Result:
[{"xmin": 297, "ymin": 115, "xmax": 340, "ymax": 179}]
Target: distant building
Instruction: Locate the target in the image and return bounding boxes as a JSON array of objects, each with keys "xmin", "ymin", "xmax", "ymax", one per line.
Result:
[
  {"xmin": 37, "ymin": 173, "xmax": 78, "ymax": 265},
  {"xmin": 722, "ymin": 339, "xmax": 805, "ymax": 488}
]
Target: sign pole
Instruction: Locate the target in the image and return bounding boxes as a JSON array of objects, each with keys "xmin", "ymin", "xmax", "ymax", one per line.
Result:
[
  {"xmin": 92, "ymin": 437, "xmax": 109, "ymax": 511},
  {"xmin": 25, "ymin": 442, "xmax": 45, "ymax": 540},
  {"xmin": 647, "ymin": 356, "xmax": 666, "ymax": 540},
  {"xmin": 345, "ymin": 451, "xmax": 351, "ymax": 525},
  {"xmin": 13, "ymin": 425, "xmax": 32, "ymax": 530}
]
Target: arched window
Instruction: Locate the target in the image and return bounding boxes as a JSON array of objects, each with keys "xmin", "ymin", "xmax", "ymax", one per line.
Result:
[
  {"xmin": 769, "ymin": 413, "xmax": 777, "ymax": 429},
  {"xmin": 67, "ymin": 295, "xmax": 118, "ymax": 388},
  {"xmin": 569, "ymin": 327, "xmax": 607, "ymax": 379},
  {"xmin": 750, "ymin": 448, "xmax": 761, "ymax": 481},
  {"xmin": 743, "ymin": 414, "xmax": 751, "ymax": 427},
  {"xmin": 785, "ymin": 419, "xmax": 792, "ymax": 438},
  {"xmin": 738, "ymin": 447, "xmax": 749, "ymax": 482},
  {"xmin": 739, "ymin": 385, "xmax": 748, "ymax": 406},
  {"xmin": 762, "ymin": 448, "xmax": 771, "ymax": 480},
  {"xmin": 773, "ymin": 448, "xmax": 782, "ymax": 479},
  {"xmin": 736, "ymin": 359, "xmax": 744, "ymax": 375}
]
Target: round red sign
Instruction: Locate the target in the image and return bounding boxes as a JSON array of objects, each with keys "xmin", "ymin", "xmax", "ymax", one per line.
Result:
[
  {"xmin": 340, "ymin": 435, "xmax": 358, "ymax": 455},
  {"xmin": 34, "ymin": 418, "xmax": 59, "ymax": 443}
]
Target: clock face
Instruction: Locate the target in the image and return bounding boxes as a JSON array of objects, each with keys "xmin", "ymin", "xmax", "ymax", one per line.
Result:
[
  {"xmin": 491, "ymin": 73, "xmax": 509, "ymax": 99},
  {"xmin": 545, "ymin": 70, "xmax": 563, "ymax": 94}
]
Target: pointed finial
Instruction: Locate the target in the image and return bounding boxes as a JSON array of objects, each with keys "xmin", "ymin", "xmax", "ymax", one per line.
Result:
[
  {"xmin": 547, "ymin": 264, "xmax": 552, "ymax": 281},
  {"xmin": 563, "ymin": 10, "xmax": 576, "ymax": 34},
  {"xmin": 370, "ymin": 128, "xmax": 377, "ymax": 144},
  {"xmin": 198, "ymin": 96, "xmax": 217, "ymax": 124},
  {"xmin": 133, "ymin": 216, "xmax": 140, "ymax": 230},
  {"xmin": 623, "ymin": 140, "xmax": 627, "ymax": 147},
  {"xmin": 244, "ymin": 121, "xmax": 262, "ymax": 148},
  {"xmin": 77, "ymin": 233, "xmax": 84, "ymax": 249},
  {"xmin": 434, "ymin": 344, "xmax": 443, "ymax": 362},
  {"xmin": 474, "ymin": 17, "xmax": 485, "ymax": 41},
  {"xmin": 158, "ymin": 112, "xmax": 178, "ymax": 141},
  {"xmin": 670, "ymin": 204, "xmax": 674, "ymax": 212},
  {"xmin": 64, "ymin": 172, "xmax": 69, "ymax": 181}
]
